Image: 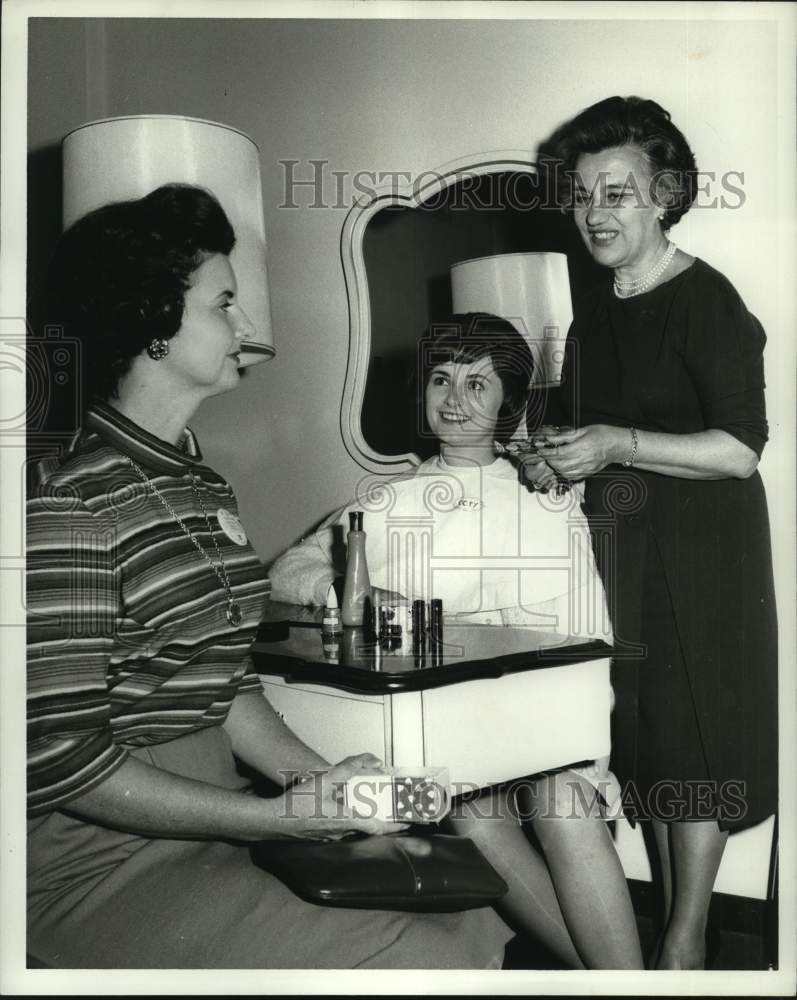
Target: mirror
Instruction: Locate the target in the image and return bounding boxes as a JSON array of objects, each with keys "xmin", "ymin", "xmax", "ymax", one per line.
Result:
[{"xmin": 340, "ymin": 154, "xmax": 603, "ymax": 475}]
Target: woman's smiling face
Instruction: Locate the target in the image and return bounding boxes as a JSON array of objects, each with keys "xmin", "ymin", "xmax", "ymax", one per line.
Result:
[
  {"xmin": 424, "ymin": 356, "xmax": 505, "ymax": 450},
  {"xmin": 572, "ymin": 144, "xmax": 665, "ymax": 272}
]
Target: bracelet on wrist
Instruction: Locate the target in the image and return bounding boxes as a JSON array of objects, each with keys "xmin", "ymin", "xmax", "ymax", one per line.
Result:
[{"xmin": 622, "ymin": 426, "xmax": 638, "ymax": 468}]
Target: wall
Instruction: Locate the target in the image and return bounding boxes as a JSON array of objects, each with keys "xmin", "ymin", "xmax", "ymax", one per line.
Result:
[{"xmin": 27, "ymin": 15, "xmax": 790, "ymax": 569}]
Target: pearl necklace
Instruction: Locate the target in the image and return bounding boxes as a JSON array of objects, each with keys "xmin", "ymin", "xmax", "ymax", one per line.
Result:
[
  {"xmin": 613, "ymin": 240, "xmax": 677, "ymax": 299},
  {"xmin": 127, "ymin": 458, "xmax": 242, "ymax": 628}
]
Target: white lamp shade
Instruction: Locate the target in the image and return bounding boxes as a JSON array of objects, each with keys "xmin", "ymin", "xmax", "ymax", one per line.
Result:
[
  {"xmin": 450, "ymin": 252, "xmax": 572, "ymax": 386},
  {"xmin": 62, "ymin": 115, "xmax": 273, "ymax": 365}
]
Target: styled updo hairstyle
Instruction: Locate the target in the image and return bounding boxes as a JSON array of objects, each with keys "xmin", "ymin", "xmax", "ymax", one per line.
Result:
[
  {"xmin": 417, "ymin": 312, "xmax": 534, "ymax": 444},
  {"xmin": 538, "ymin": 96, "xmax": 698, "ymax": 230},
  {"xmin": 47, "ymin": 183, "xmax": 235, "ymax": 405}
]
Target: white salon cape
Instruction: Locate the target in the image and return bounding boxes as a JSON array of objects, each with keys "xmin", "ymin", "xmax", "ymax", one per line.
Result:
[{"xmin": 270, "ymin": 455, "xmax": 612, "ymax": 642}]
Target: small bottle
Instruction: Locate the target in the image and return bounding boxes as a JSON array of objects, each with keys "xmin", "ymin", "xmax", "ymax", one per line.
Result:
[
  {"xmin": 322, "ymin": 634, "xmax": 340, "ymax": 663},
  {"xmin": 321, "ymin": 583, "xmax": 343, "ymax": 637},
  {"xmin": 430, "ymin": 599, "xmax": 443, "ymax": 643},
  {"xmin": 341, "ymin": 511, "xmax": 372, "ymax": 627},
  {"xmin": 430, "ymin": 599, "xmax": 444, "ymax": 666},
  {"xmin": 412, "ymin": 600, "xmax": 426, "ymax": 640}
]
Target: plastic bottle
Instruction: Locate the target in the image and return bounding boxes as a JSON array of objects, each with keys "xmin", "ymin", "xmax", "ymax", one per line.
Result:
[{"xmin": 341, "ymin": 511, "xmax": 371, "ymax": 627}]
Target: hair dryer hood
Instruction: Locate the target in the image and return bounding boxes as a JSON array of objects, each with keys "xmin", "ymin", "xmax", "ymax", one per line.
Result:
[
  {"xmin": 62, "ymin": 115, "xmax": 274, "ymax": 365},
  {"xmin": 450, "ymin": 252, "xmax": 572, "ymax": 386}
]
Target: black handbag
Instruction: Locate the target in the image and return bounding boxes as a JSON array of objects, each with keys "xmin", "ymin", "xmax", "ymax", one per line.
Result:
[{"xmin": 250, "ymin": 833, "xmax": 508, "ymax": 912}]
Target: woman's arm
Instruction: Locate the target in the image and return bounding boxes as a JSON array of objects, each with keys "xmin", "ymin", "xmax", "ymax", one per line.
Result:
[
  {"xmin": 62, "ymin": 750, "xmax": 406, "ymax": 842},
  {"xmin": 621, "ymin": 426, "xmax": 758, "ymax": 478},
  {"xmin": 62, "ymin": 754, "xmax": 284, "ymax": 841},
  {"xmin": 537, "ymin": 424, "xmax": 759, "ymax": 482},
  {"xmin": 536, "ymin": 269, "xmax": 768, "ymax": 484},
  {"xmin": 223, "ymin": 686, "xmax": 329, "ymax": 784},
  {"xmin": 269, "ymin": 526, "xmax": 339, "ymax": 605}
]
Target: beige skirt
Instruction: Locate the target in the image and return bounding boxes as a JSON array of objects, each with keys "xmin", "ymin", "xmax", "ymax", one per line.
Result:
[{"xmin": 27, "ymin": 725, "xmax": 512, "ymax": 969}]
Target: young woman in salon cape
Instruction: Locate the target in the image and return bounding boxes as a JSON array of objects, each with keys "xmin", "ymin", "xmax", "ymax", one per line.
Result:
[{"xmin": 270, "ymin": 313, "xmax": 645, "ymax": 969}]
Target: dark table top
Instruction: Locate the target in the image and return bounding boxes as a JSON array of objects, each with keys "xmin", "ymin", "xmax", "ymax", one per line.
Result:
[{"xmin": 252, "ymin": 602, "xmax": 613, "ymax": 694}]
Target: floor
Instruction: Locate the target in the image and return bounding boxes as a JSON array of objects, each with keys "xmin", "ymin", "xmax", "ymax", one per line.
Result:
[{"xmin": 502, "ymin": 879, "xmax": 777, "ymax": 971}]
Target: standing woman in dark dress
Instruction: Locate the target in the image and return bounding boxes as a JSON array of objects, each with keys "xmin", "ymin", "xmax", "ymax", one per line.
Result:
[{"xmin": 525, "ymin": 96, "xmax": 778, "ymax": 969}]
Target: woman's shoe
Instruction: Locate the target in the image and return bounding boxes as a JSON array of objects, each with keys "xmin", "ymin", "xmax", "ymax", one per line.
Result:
[{"xmin": 704, "ymin": 922, "xmax": 723, "ymax": 970}]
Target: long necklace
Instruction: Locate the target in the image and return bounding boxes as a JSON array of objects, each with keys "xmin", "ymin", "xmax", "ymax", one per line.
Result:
[
  {"xmin": 127, "ymin": 458, "xmax": 242, "ymax": 627},
  {"xmin": 613, "ymin": 240, "xmax": 677, "ymax": 298}
]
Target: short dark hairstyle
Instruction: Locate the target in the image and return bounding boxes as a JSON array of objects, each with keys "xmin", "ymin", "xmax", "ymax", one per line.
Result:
[
  {"xmin": 47, "ymin": 183, "xmax": 235, "ymax": 404},
  {"xmin": 538, "ymin": 96, "xmax": 698, "ymax": 230},
  {"xmin": 418, "ymin": 312, "xmax": 534, "ymax": 443}
]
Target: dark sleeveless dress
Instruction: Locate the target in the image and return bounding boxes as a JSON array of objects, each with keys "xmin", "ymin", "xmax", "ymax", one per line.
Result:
[{"xmin": 545, "ymin": 259, "xmax": 778, "ymax": 831}]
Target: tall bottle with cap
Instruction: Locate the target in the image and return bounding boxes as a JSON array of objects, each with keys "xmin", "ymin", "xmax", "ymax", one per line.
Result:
[{"xmin": 341, "ymin": 510, "xmax": 371, "ymax": 627}]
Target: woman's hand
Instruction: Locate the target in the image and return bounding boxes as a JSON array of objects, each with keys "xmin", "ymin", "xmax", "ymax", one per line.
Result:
[
  {"xmin": 534, "ymin": 425, "xmax": 627, "ymax": 480},
  {"xmin": 279, "ymin": 753, "xmax": 410, "ymax": 841},
  {"xmin": 504, "ymin": 438, "xmax": 562, "ymax": 493}
]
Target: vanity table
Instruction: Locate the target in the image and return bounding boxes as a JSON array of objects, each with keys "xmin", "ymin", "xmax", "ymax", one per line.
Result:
[{"xmin": 253, "ymin": 603, "xmax": 613, "ymax": 790}]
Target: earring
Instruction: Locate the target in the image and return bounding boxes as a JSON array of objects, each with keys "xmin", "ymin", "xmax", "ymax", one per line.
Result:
[{"xmin": 147, "ymin": 338, "xmax": 170, "ymax": 361}]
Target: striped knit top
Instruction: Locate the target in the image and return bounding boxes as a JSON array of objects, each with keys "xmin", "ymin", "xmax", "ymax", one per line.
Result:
[{"xmin": 27, "ymin": 402, "xmax": 269, "ymax": 816}]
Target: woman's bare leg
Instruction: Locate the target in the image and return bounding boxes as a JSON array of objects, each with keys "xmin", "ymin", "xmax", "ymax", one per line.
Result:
[
  {"xmin": 447, "ymin": 789, "xmax": 584, "ymax": 968},
  {"xmin": 654, "ymin": 819, "xmax": 728, "ymax": 970},
  {"xmin": 524, "ymin": 771, "xmax": 643, "ymax": 969}
]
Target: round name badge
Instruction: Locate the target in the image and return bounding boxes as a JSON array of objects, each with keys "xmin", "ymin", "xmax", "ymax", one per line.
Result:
[
  {"xmin": 456, "ymin": 497, "xmax": 484, "ymax": 512},
  {"xmin": 216, "ymin": 507, "xmax": 248, "ymax": 546}
]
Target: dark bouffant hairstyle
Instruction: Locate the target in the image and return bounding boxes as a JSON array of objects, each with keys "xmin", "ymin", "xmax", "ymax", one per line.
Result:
[
  {"xmin": 418, "ymin": 312, "xmax": 534, "ymax": 444},
  {"xmin": 47, "ymin": 183, "xmax": 235, "ymax": 404},
  {"xmin": 538, "ymin": 96, "xmax": 698, "ymax": 230}
]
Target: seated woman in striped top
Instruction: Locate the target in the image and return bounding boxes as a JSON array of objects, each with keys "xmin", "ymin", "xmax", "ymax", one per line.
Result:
[{"xmin": 26, "ymin": 184, "xmax": 513, "ymax": 969}]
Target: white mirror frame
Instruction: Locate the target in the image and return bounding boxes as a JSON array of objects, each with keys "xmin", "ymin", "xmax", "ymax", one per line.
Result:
[{"xmin": 340, "ymin": 151, "xmax": 537, "ymax": 476}]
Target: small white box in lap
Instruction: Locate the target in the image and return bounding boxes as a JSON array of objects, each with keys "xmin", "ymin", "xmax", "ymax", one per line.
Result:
[{"xmin": 344, "ymin": 767, "xmax": 452, "ymax": 823}]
